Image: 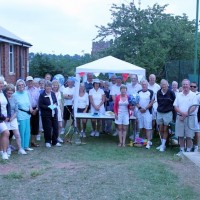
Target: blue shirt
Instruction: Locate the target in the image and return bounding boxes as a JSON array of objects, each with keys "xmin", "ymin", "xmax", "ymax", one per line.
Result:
[{"xmin": 13, "ymin": 91, "xmax": 31, "ymax": 120}]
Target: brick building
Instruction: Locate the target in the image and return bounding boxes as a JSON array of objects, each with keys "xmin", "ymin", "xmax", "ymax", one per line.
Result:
[
  {"xmin": 91, "ymin": 41, "xmax": 110, "ymax": 56},
  {"xmin": 0, "ymin": 26, "xmax": 32, "ymax": 84}
]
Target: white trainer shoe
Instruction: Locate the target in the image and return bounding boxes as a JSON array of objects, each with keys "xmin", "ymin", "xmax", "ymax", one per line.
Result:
[
  {"xmin": 156, "ymin": 145, "xmax": 162, "ymax": 150},
  {"xmin": 18, "ymin": 148, "xmax": 27, "ymax": 155},
  {"xmin": 194, "ymin": 146, "xmax": 199, "ymax": 152},
  {"xmin": 159, "ymin": 146, "xmax": 166, "ymax": 152},
  {"xmin": 80, "ymin": 131, "xmax": 86, "ymax": 138},
  {"xmin": 57, "ymin": 137, "xmax": 64, "ymax": 143},
  {"xmin": 55, "ymin": 142, "xmax": 62, "ymax": 147},
  {"xmin": 25, "ymin": 147, "xmax": 34, "ymax": 151},
  {"xmin": 45, "ymin": 143, "xmax": 51, "ymax": 148},
  {"xmin": 176, "ymin": 150, "xmax": 184, "ymax": 156},
  {"xmin": 90, "ymin": 131, "xmax": 96, "ymax": 137},
  {"xmin": 2, "ymin": 152, "xmax": 9, "ymax": 160},
  {"xmin": 95, "ymin": 131, "xmax": 100, "ymax": 137},
  {"xmin": 7, "ymin": 147, "xmax": 12, "ymax": 156},
  {"xmin": 146, "ymin": 141, "xmax": 152, "ymax": 149}
]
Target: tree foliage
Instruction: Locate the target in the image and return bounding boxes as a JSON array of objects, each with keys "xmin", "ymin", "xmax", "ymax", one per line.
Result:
[
  {"xmin": 29, "ymin": 53, "xmax": 93, "ymax": 78},
  {"xmin": 95, "ymin": 2, "xmax": 196, "ymax": 78}
]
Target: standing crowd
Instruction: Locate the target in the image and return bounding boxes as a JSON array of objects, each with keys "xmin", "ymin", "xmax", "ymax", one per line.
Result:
[{"xmin": 0, "ymin": 72, "xmax": 199, "ymax": 160}]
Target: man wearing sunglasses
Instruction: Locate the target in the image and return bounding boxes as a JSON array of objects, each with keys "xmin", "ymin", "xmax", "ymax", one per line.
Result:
[{"xmin": 190, "ymin": 82, "xmax": 200, "ymax": 152}]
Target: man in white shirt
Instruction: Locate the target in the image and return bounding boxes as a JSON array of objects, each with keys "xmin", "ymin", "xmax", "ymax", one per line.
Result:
[
  {"xmin": 137, "ymin": 80, "xmax": 154, "ymax": 149},
  {"xmin": 61, "ymin": 78, "xmax": 75, "ymax": 134},
  {"xmin": 127, "ymin": 74, "xmax": 142, "ymax": 140},
  {"xmin": 174, "ymin": 79, "xmax": 197, "ymax": 155},
  {"xmin": 109, "ymin": 75, "xmax": 116, "ymax": 89},
  {"xmin": 148, "ymin": 74, "xmax": 161, "ymax": 136}
]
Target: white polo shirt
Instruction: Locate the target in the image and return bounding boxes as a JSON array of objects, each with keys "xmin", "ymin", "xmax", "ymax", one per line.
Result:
[
  {"xmin": 110, "ymin": 84, "xmax": 121, "ymax": 96},
  {"xmin": 138, "ymin": 90, "xmax": 154, "ymax": 109},
  {"xmin": 148, "ymin": 83, "xmax": 160, "ymax": 95},
  {"xmin": 62, "ymin": 87, "xmax": 75, "ymax": 106},
  {"xmin": 89, "ymin": 88, "xmax": 105, "ymax": 105},
  {"xmin": 173, "ymin": 91, "xmax": 197, "ymax": 113},
  {"xmin": 127, "ymin": 83, "xmax": 142, "ymax": 95}
]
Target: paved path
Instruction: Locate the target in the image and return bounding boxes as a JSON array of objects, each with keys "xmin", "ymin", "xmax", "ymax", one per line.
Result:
[{"xmin": 183, "ymin": 152, "xmax": 200, "ymax": 167}]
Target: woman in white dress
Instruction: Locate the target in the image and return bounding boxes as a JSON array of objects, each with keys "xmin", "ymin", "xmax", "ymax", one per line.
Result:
[
  {"xmin": 89, "ymin": 79, "xmax": 105, "ymax": 137},
  {"xmin": 114, "ymin": 85, "xmax": 131, "ymax": 147}
]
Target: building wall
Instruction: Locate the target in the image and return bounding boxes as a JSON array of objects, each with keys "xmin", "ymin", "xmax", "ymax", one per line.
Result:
[{"xmin": 0, "ymin": 42, "xmax": 29, "ymax": 84}]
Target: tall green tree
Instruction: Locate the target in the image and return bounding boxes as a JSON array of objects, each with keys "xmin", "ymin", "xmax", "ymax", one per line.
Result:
[
  {"xmin": 29, "ymin": 53, "xmax": 93, "ymax": 78},
  {"xmin": 95, "ymin": 2, "xmax": 195, "ymax": 77}
]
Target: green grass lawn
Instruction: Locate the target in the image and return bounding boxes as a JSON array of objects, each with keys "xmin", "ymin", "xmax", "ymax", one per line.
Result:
[{"xmin": 0, "ymin": 133, "xmax": 200, "ymax": 200}]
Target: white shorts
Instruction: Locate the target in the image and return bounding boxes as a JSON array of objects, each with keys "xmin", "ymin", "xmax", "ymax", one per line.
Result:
[
  {"xmin": 0, "ymin": 121, "xmax": 8, "ymax": 134},
  {"xmin": 115, "ymin": 113, "xmax": 129, "ymax": 125},
  {"xmin": 138, "ymin": 111, "xmax": 152, "ymax": 130},
  {"xmin": 5, "ymin": 118, "xmax": 19, "ymax": 130}
]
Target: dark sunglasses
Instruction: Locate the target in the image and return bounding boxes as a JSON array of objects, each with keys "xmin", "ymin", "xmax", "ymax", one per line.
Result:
[{"xmin": 190, "ymin": 86, "xmax": 197, "ymax": 88}]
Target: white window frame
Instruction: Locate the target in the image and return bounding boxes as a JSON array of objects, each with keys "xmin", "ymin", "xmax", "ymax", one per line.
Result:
[{"xmin": 9, "ymin": 44, "xmax": 14, "ymax": 74}]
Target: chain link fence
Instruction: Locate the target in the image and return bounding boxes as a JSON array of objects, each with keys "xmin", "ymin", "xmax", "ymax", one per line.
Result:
[{"xmin": 165, "ymin": 60, "xmax": 200, "ymax": 88}]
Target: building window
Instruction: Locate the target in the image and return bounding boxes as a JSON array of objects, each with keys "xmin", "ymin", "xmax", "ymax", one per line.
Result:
[{"xmin": 9, "ymin": 45, "xmax": 14, "ymax": 73}]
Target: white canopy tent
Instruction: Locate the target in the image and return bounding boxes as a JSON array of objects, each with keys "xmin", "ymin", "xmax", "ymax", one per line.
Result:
[{"xmin": 74, "ymin": 56, "xmax": 146, "ymax": 118}]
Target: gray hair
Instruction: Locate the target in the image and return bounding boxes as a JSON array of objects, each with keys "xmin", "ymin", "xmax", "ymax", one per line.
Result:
[
  {"xmin": 45, "ymin": 80, "xmax": 52, "ymax": 88},
  {"xmin": 160, "ymin": 79, "xmax": 169, "ymax": 86},
  {"xmin": 5, "ymin": 83, "xmax": 15, "ymax": 92},
  {"xmin": 52, "ymin": 79, "xmax": 60, "ymax": 88},
  {"xmin": 16, "ymin": 79, "xmax": 26, "ymax": 91}
]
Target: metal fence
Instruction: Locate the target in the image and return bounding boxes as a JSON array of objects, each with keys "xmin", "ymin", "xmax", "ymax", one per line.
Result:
[{"xmin": 165, "ymin": 60, "xmax": 200, "ymax": 88}]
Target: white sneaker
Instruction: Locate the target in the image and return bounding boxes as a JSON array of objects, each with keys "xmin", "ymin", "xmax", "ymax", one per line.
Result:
[
  {"xmin": 45, "ymin": 143, "xmax": 51, "ymax": 148},
  {"xmin": 18, "ymin": 148, "xmax": 27, "ymax": 155},
  {"xmin": 146, "ymin": 141, "xmax": 152, "ymax": 149},
  {"xmin": 95, "ymin": 131, "xmax": 100, "ymax": 137},
  {"xmin": 36, "ymin": 134, "xmax": 41, "ymax": 141},
  {"xmin": 156, "ymin": 145, "xmax": 162, "ymax": 150},
  {"xmin": 25, "ymin": 147, "xmax": 34, "ymax": 151},
  {"xmin": 7, "ymin": 147, "xmax": 12, "ymax": 156},
  {"xmin": 176, "ymin": 150, "xmax": 184, "ymax": 156},
  {"xmin": 80, "ymin": 131, "xmax": 86, "ymax": 138},
  {"xmin": 194, "ymin": 146, "xmax": 199, "ymax": 152},
  {"xmin": 146, "ymin": 143, "xmax": 150, "ymax": 149},
  {"xmin": 112, "ymin": 131, "xmax": 118, "ymax": 136},
  {"xmin": 60, "ymin": 128, "xmax": 65, "ymax": 135},
  {"xmin": 90, "ymin": 131, "xmax": 96, "ymax": 137},
  {"xmin": 2, "ymin": 152, "xmax": 9, "ymax": 160},
  {"xmin": 55, "ymin": 142, "xmax": 62, "ymax": 147},
  {"xmin": 159, "ymin": 146, "xmax": 166, "ymax": 152},
  {"xmin": 57, "ymin": 137, "xmax": 64, "ymax": 143}
]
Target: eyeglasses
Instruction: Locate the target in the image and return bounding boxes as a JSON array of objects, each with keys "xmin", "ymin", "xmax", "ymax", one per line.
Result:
[{"xmin": 190, "ymin": 86, "xmax": 197, "ymax": 88}]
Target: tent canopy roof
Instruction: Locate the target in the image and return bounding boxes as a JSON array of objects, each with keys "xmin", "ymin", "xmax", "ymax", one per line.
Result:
[{"xmin": 76, "ymin": 56, "xmax": 145, "ymax": 76}]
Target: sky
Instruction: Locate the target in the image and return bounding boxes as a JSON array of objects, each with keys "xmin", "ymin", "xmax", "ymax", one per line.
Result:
[{"xmin": 0, "ymin": 0, "xmax": 197, "ymax": 55}]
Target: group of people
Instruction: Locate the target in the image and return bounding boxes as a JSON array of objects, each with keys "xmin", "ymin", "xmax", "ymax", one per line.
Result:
[{"xmin": 0, "ymin": 71, "xmax": 199, "ymax": 160}]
